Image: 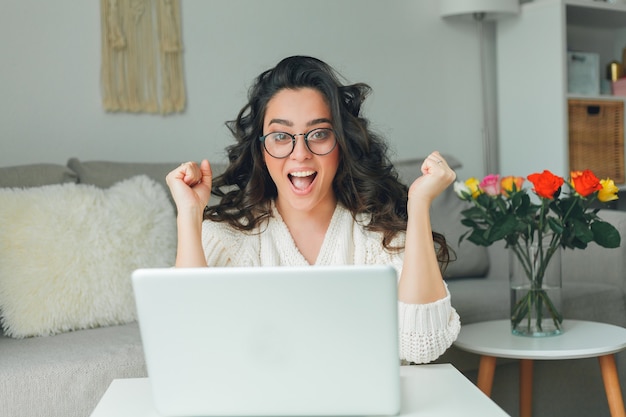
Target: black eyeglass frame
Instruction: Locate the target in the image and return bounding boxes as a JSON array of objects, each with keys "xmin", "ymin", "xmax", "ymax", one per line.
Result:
[{"xmin": 258, "ymin": 128, "xmax": 338, "ymax": 159}]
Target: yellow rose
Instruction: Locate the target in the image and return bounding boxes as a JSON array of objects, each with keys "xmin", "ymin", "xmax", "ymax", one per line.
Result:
[
  {"xmin": 465, "ymin": 177, "xmax": 481, "ymax": 199},
  {"xmin": 598, "ymin": 178, "xmax": 619, "ymax": 202}
]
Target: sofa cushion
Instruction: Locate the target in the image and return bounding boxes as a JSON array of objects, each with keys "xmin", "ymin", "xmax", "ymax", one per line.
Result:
[
  {"xmin": 0, "ymin": 163, "xmax": 78, "ymax": 188},
  {"xmin": 394, "ymin": 156, "xmax": 489, "ymax": 280},
  {"xmin": 0, "ymin": 176, "xmax": 176, "ymax": 338},
  {"xmin": 67, "ymin": 159, "xmax": 230, "ymax": 207},
  {"xmin": 393, "ymin": 155, "xmax": 462, "ymax": 184},
  {"xmin": 0, "ymin": 322, "xmax": 146, "ymax": 417},
  {"xmin": 67, "ymin": 158, "xmax": 179, "ymax": 191},
  {"xmin": 446, "ymin": 279, "xmax": 626, "ymax": 327},
  {"xmin": 446, "ymin": 279, "xmax": 510, "ymax": 324}
]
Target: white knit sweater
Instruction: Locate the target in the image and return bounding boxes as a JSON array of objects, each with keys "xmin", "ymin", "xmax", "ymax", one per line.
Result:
[{"xmin": 201, "ymin": 203, "xmax": 460, "ymax": 363}]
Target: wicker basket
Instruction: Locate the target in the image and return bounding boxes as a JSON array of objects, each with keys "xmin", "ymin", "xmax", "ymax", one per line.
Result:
[{"xmin": 568, "ymin": 99, "xmax": 624, "ymax": 184}]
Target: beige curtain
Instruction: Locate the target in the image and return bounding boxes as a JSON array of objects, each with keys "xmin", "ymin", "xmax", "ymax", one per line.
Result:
[{"xmin": 101, "ymin": 0, "xmax": 185, "ymax": 114}]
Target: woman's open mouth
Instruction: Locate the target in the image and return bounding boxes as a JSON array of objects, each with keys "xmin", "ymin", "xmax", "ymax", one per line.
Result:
[{"xmin": 288, "ymin": 170, "xmax": 317, "ymax": 192}]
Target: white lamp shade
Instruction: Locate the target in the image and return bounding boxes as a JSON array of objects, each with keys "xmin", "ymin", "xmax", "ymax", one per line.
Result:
[{"xmin": 441, "ymin": 0, "xmax": 519, "ymax": 19}]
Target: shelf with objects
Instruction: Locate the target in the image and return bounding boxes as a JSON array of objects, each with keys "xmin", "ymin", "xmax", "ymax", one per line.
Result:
[{"xmin": 496, "ymin": 0, "xmax": 626, "ymax": 201}]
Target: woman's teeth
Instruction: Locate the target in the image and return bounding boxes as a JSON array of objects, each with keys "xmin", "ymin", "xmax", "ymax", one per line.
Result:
[
  {"xmin": 289, "ymin": 171, "xmax": 317, "ymax": 190},
  {"xmin": 290, "ymin": 170, "xmax": 316, "ymax": 177}
]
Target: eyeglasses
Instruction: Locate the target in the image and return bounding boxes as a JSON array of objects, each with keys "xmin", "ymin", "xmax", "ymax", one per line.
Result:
[{"xmin": 259, "ymin": 128, "xmax": 337, "ymax": 159}]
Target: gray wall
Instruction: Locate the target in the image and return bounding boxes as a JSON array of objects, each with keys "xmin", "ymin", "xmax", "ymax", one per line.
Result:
[{"xmin": 0, "ymin": 0, "xmax": 497, "ymax": 180}]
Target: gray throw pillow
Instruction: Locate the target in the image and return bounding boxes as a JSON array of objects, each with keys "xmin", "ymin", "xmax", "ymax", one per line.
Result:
[
  {"xmin": 431, "ymin": 187, "xmax": 489, "ymax": 280},
  {"xmin": 0, "ymin": 164, "xmax": 77, "ymax": 188},
  {"xmin": 67, "ymin": 158, "xmax": 179, "ymax": 191}
]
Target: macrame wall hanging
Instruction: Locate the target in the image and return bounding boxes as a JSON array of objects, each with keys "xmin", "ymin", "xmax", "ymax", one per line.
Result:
[{"xmin": 101, "ymin": 0, "xmax": 186, "ymax": 114}]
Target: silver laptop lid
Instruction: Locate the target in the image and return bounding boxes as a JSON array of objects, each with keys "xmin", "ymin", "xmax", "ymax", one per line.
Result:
[{"xmin": 132, "ymin": 265, "xmax": 400, "ymax": 417}]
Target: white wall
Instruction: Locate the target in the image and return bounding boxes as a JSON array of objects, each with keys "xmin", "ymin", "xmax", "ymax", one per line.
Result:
[{"xmin": 0, "ymin": 0, "xmax": 494, "ymax": 179}]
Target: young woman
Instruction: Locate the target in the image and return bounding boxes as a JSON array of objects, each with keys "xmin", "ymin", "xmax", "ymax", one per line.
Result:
[{"xmin": 166, "ymin": 56, "xmax": 460, "ymax": 363}]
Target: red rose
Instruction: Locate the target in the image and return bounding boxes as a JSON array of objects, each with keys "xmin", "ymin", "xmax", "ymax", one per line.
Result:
[
  {"xmin": 570, "ymin": 170, "xmax": 602, "ymax": 197},
  {"xmin": 527, "ymin": 170, "xmax": 564, "ymax": 199}
]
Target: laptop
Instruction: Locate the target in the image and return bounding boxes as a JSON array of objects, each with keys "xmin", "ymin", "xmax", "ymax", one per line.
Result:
[{"xmin": 131, "ymin": 265, "xmax": 401, "ymax": 417}]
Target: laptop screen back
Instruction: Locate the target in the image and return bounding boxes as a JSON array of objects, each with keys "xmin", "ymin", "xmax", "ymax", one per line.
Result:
[{"xmin": 132, "ymin": 265, "xmax": 401, "ymax": 417}]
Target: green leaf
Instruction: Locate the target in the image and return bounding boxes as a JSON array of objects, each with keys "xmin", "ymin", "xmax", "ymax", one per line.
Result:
[
  {"xmin": 467, "ymin": 230, "xmax": 491, "ymax": 246},
  {"xmin": 458, "ymin": 191, "xmax": 473, "ymax": 201},
  {"xmin": 569, "ymin": 238, "xmax": 588, "ymax": 250},
  {"xmin": 461, "ymin": 207, "xmax": 487, "ymax": 219},
  {"xmin": 510, "ymin": 191, "xmax": 523, "ymax": 207},
  {"xmin": 547, "ymin": 217, "xmax": 564, "ymax": 234},
  {"xmin": 486, "ymin": 214, "xmax": 518, "ymax": 242},
  {"xmin": 549, "ymin": 199, "xmax": 562, "ymax": 216},
  {"xmin": 476, "ymin": 193, "xmax": 492, "ymax": 208},
  {"xmin": 461, "ymin": 218, "xmax": 479, "ymax": 228},
  {"xmin": 572, "ymin": 218, "xmax": 594, "ymax": 243},
  {"xmin": 592, "ymin": 221, "xmax": 621, "ymax": 248},
  {"xmin": 458, "ymin": 229, "xmax": 471, "ymax": 245}
]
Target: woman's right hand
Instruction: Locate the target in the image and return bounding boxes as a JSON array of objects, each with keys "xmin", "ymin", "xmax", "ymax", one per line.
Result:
[
  {"xmin": 166, "ymin": 160, "xmax": 212, "ymax": 267},
  {"xmin": 166, "ymin": 160, "xmax": 213, "ymax": 213}
]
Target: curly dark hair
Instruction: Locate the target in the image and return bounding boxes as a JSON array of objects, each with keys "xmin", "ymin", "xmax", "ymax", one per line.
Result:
[{"xmin": 205, "ymin": 56, "xmax": 449, "ymax": 265}]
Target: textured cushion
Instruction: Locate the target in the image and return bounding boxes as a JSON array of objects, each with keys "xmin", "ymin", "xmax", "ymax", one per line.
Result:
[
  {"xmin": 0, "ymin": 176, "xmax": 176, "ymax": 338},
  {"xmin": 0, "ymin": 322, "xmax": 146, "ymax": 417},
  {"xmin": 446, "ymin": 279, "xmax": 626, "ymax": 327},
  {"xmin": 394, "ymin": 156, "xmax": 489, "ymax": 280},
  {"xmin": 67, "ymin": 158, "xmax": 178, "ymax": 191},
  {"xmin": 446, "ymin": 279, "xmax": 510, "ymax": 323},
  {"xmin": 393, "ymin": 155, "xmax": 462, "ymax": 184},
  {"xmin": 67, "ymin": 159, "xmax": 230, "ymax": 207},
  {"xmin": 0, "ymin": 163, "xmax": 77, "ymax": 188}
]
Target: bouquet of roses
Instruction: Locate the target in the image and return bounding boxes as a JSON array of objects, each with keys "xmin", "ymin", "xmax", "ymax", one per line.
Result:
[
  {"xmin": 454, "ymin": 169, "xmax": 621, "ymax": 334},
  {"xmin": 455, "ymin": 169, "xmax": 620, "ymax": 250}
]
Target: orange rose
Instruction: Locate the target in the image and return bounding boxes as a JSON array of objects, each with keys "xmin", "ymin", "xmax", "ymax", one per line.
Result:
[
  {"xmin": 500, "ymin": 176, "xmax": 525, "ymax": 196},
  {"xmin": 527, "ymin": 170, "xmax": 564, "ymax": 199},
  {"xmin": 570, "ymin": 170, "xmax": 602, "ymax": 197}
]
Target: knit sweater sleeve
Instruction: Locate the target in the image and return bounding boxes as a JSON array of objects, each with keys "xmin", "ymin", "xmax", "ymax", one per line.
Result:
[
  {"xmin": 361, "ymin": 229, "xmax": 460, "ymax": 364},
  {"xmin": 397, "ymin": 287, "xmax": 460, "ymax": 364}
]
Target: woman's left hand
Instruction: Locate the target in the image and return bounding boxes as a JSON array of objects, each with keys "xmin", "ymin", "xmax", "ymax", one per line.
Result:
[
  {"xmin": 407, "ymin": 151, "xmax": 456, "ymax": 205},
  {"xmin": 400, "ymin": 151, "xmax": 453, "ymax": 304}
]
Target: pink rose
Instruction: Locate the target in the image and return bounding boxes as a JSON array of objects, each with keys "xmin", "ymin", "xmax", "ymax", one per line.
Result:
[{"xmin": 479, "ymin": 174, "xmax": 501, "ymax": 196}]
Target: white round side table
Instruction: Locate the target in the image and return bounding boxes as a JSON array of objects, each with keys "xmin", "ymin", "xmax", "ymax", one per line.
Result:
[{"xmin": 454, "ymin": 320, "xmax": 626, "ymax": 417}]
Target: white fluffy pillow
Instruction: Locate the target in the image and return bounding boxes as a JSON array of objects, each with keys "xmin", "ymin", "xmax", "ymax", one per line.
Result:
[{"xmin": 0, "ymin": 176, "xmax": 176, "ymax": 338}]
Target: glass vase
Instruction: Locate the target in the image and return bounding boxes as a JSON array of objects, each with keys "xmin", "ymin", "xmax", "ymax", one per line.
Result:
[{"xmin": 509, "ymin": 238, "xmax": 563, "ymax": 337}]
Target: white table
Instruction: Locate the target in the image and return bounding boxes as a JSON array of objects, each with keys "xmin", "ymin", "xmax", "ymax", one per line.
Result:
[
  {"xmin": 89, "ymin": 364, "xmax": 509, "ymax": 417},
  {"xmin": 454, "ymin": 320, "xmax": 626, "ymax": 417}
]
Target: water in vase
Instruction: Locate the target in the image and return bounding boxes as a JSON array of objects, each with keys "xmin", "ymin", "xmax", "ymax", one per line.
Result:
[{"xmin": 510, "ymin": 284, "xmax": 562, "ymax": 337}]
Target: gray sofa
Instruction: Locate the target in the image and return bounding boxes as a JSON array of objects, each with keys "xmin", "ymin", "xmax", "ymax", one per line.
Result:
[{"xmin": 0, "ymin": 157, "xmax": 625, "ymax": 417}]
